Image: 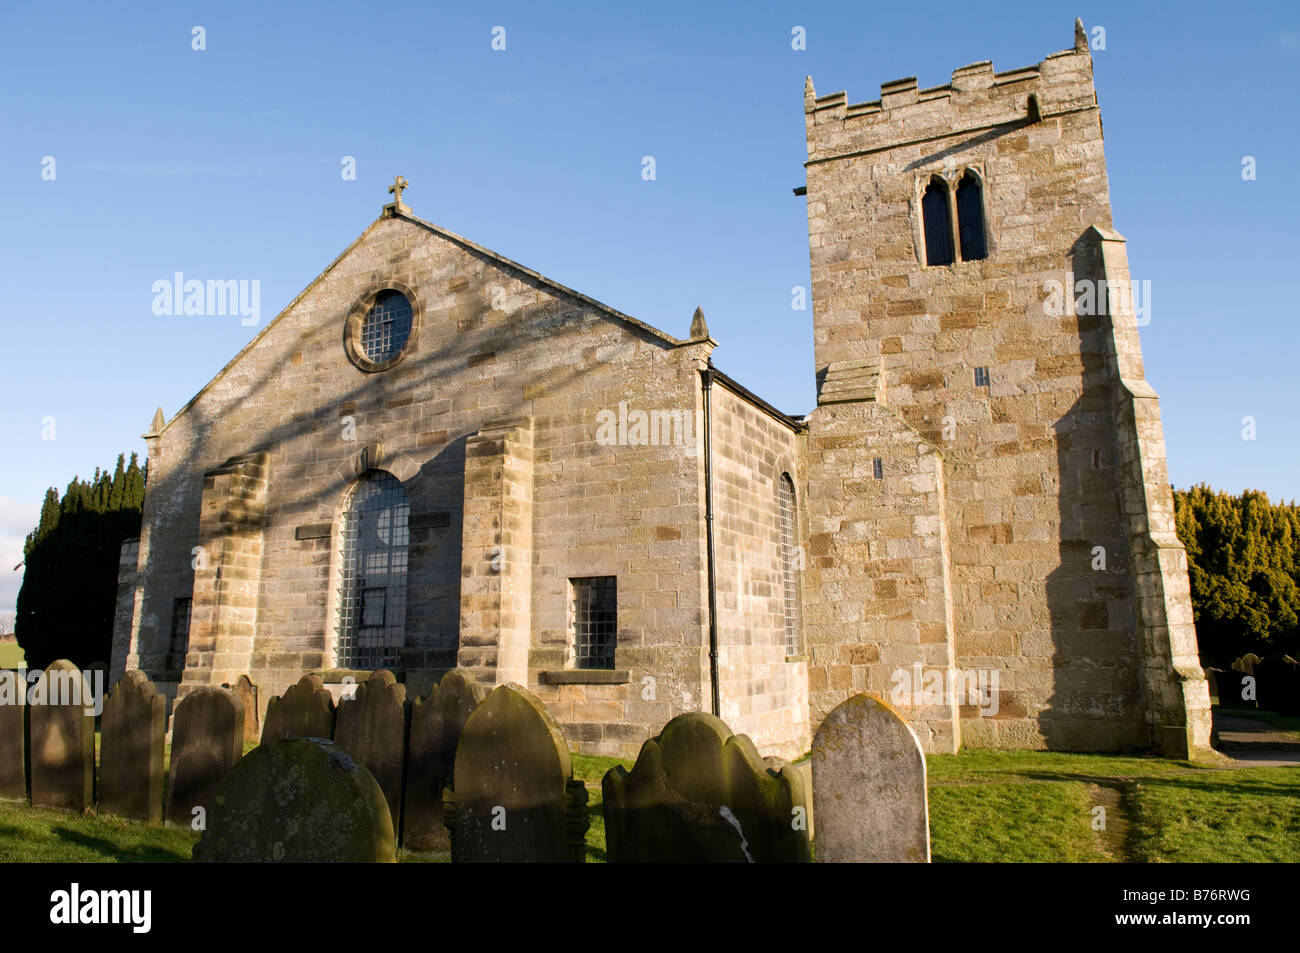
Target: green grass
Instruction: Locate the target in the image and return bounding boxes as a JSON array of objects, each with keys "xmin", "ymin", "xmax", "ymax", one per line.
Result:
[
  {"xmin": 0, "ymin": 642, "xmax": 24, "ymax": 669},
  {"xmin": 0, "ymin": 749, "xmax": 1294, "ymax": 862},
  {"xmin": 0, "ymin": 800, "xmax": 195, "ymax": 862},
  {"xmin": 571, "ymin": 752, "xmax": 634, "ymax": 863},
  {"xmin": 926, "ymin": 750, "xmax": 1300, "ymax": 862},
  {"xmin": 929, "ymin": 780, "xmax": 1105, "ymax": 862}
]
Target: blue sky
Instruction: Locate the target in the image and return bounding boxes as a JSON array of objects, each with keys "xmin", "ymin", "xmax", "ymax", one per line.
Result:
[{"xmin": 1, "ymin": 0, "xmax": 1297, "ymax": 615}]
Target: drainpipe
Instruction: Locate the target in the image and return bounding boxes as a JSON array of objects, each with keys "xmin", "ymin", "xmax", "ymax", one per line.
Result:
[{"xmin": 701, "ymin": 363, "xmax": 720, "ymax": 717}]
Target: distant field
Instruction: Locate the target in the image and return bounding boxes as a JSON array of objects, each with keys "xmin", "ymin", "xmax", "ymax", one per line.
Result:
[{"xmin": 0, "ymin": 642, "xmax": 24, "ymax": 669}]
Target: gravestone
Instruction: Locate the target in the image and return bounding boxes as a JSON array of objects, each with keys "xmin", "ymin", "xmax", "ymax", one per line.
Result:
[
  {"xmin": 603, "ymin": 712, "xmax": 810, "ymax": 863},
  {"xmin": 99, "ymin": 670, "xmax": 166, "ymax": 822},
  {"xmin": 224, "ymin": 675, "xmax": 260, "ymax": 744},
  {"xmin": 261, "ymin": 674, "xmax": 335, "ymax": 743},
  {"xmin": 28, "ymin": 660, "xmax": 95, "ymax": 811},
  {"xmin": 193, "ymin": 738, "xmax": 396, "ymax": 862},
  {"xmin": 404, "ymin": 669, "xmax": 485, "ymax": 851},
  {"xmin": 166, "ymin": 686, "xmax": 244, "ymax": 827},
  {"xmin": 0, "ymin": 669, "xmax": 26, "ymax": 801},
  {"xmin": 444, "ymin": 683, "xmax": 588, "ymax": 863},
  {"xmin": 1256, "ymin": 658, "xmax": 1300, "ymax": 715},
  {"xmin": 812, "ymin": 693, "xmax": 930, "ymax": 862},
  {"xmin": 333, "ymin": 669, "xmax": 407, "ymax": 834}
]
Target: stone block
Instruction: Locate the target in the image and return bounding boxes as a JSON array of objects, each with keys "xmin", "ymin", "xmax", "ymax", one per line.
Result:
[
  {"xmin": 603, "ymin": 712, "xmax": 810, "ymax": 863},
  {"xmin": 166, "ymin": 686, "xmax": 244, "ymax": 827},
  {"xmin": 403, "ymin": 669, "xmax": 485, "ymax": 852},
  {"xmin": 444, "ymin": 683, "xmax": 587, "ymax": 862},
  {"xmin": 194, "ymin": 738, "xmax": 395, "ymax": 862},
  {"xmin": 29, "ymin": 660, "xmax": 95, "ymax": 812},
  {"xmin": 812, "ymin": 693, "xmax": 929, "ymax": 862},
  {"xmin": 99, "ymin": 670, "xmax": 166, "ymax": 822},
  {"xmin": 334, "ymin": 669, "xmax": 408, "ymax": 836}
]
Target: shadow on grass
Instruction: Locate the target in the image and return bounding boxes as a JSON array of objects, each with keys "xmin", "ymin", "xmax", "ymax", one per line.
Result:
[{"xmin": 50, "ymin": 826, "xmax": 191, "ymax": 863}]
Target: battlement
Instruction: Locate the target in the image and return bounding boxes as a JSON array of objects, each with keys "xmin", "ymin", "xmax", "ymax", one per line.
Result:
[{"xmin": 804, "ymin": 21, "xmax": 1098, "ymax": 165}]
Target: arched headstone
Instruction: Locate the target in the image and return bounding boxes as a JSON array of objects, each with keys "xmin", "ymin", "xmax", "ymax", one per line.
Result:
[
  {"xmin": 224, "ymin": 675, "xmax": 260, "ymax": 744},
  {"xmin": 0, "ymin": 668, "xmax": 26, "ymax": 802},
  {"xmin": 334, "ymin": 669, "xmax": 407, "ymax": 834},
  {"xmin": 29, "ymin": 660, "xmax": 95, "ymax": 811},
  {"xmin": 403, "ymin": 669, "xmax": 485, "ymax": 851},
  {"xmin": 193, "ymin": 738, "xmax": 396, "ymax": 862},
  {"xmin": 602, "ymin": 712, "xmax": 810, "ymax": 863},
  {"xmin": 812, "ymin": 693, "xmax": 930, "ymax": 862},
  {"xmin": 100, "ymin": 670, "xmax": 166, "ymax": 822},
  {"xmin": 166, "ymin": 686, "xmax": 244, "ymax": 827},
  {"xmin": 444, "ymin": 683, "xmax": 588, "ymax": 863},
  {"xmin": 261, "ymin": 674, "xmax": 335, "ymax": 744}
]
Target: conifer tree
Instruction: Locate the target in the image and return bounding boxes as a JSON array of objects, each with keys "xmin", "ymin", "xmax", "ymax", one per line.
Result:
[{"xmin": 14, "ymin": 454, "xmax": 147, "ymax": 669}]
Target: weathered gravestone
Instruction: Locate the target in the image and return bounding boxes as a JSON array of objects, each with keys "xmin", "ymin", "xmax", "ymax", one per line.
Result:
[
  {"xmin": 224, "ymin": 675, "xmax": 260, "ymax": 744},
  {"xmin": 99, "ymin": 670, "xmax": 166, "ymax": 822},
  {"xmin": 334, "ymin": 669, "xmax": 407, "ymax": 835},
  {"xmin": 29, "ymin": 660, "xmax": 95, "ymax": 812},
  {"xmin": 261, "ymin": 674, "xmax": 335, "ymax": 744},
  {"xmin": 166, "ymin": 686, "xmax": 244, "ymax": 827},
  {"xmin": 812, "ymin": 693, "xmax": 930, "ymax": 862},
  {"xmin": 603, "ymin": 712, "xmax": 810, "ymax": 863},
  {"xmin": 403, "ymin": 669, "xmax": 485, "ymax": 851},
  {"xmin": 0, "ymin": 670, "xmax": 27, "ymax": 802},
  {"xmin": 193, "ymin": 738, "xmax": 396, "ymax": 862},
  {"xmin": 444, "ymin": 683, "xmax": 588, "ymax": 863}
]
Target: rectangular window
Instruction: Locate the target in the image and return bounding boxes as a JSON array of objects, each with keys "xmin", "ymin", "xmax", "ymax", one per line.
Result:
[
  {"xmin": 167, "ymin": 597, "xmax": 192, "ymax": 672},
  {"xmin": 872, "ymin": 457, "xmax": 883, "ymax": 480},
  {"xmin": 974, "ymin": 366, "xmax": 990, "ymax": 387},
  {"xmin": 570, "ymin": 576, "xmax": 617, "ymax": 670}
]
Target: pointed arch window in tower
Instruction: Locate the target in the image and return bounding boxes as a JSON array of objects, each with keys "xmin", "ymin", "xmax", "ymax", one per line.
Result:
[
  {"xmin": 922, "ymin": 180, "xmax": 955, "ymax": 266},
  {"xmin": 956, "ymin": 172, "xmax": 988, "ymax": 261}
]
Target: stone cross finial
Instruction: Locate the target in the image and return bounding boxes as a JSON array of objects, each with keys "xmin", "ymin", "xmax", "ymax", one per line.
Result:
[{"xmin": 388, "ymin": 175, "xmax": 410, "ymax": 205}]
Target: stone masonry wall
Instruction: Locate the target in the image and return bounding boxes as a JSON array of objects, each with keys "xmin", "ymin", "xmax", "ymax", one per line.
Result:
[
  {"xmin": 802, "ymin": 400, "xmax": 958, "ymax": 752},
  {"xmin": 802, "ymin": 31, "xmax": 1173, "ymax": 750},
  {"xmin": 114, "ymin": 211, "xmax": 714, "ymax": 753},
  {"xmin": 708, "ymin": 381, "xmax": 808, "ymax": 760}
]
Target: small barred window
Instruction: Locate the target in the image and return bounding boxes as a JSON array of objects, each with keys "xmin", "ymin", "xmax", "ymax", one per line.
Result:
[{"xmin": 571, "ymin": 576, "xmax": 617, "ymax": 669}]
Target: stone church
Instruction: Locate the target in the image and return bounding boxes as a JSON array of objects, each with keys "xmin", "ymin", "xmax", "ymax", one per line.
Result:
[{"xmin": 111, "ymin": 22, "xmax": 1210, "ymax": 760}]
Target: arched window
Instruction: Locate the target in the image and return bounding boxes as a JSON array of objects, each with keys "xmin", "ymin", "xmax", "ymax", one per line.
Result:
[
  {"xmin": 956, "ymin": 172, "xmax": 987, "ymax": 261},
  {"xmin": 777, "ymin": 474, "xmax": 802, "ymax": 656},
  {"xmin": 335, "ymin": 469, "xmax": 410, "ymax": 670},
  {"xmin": 922, "ymin": 180, "xmax": 955, "ymax": 266}
]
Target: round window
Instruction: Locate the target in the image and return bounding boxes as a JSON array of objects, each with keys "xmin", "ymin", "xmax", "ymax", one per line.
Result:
[{"xmin": 360, "ymin": 290, "xmax": 413, "ymax": 363}]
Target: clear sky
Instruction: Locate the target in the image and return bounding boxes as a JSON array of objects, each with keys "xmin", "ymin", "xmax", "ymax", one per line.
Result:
[{"xmin": 1, "ymin": 0, "xmax": 1297, "ymax": 615}]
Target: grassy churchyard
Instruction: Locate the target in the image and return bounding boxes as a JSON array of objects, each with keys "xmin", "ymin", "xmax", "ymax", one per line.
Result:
[
  {"xmin": 0, "ymin": 737, "xmax": 1295, "ymax": 863},
  {"xmin": 0, "ymin": 642, "xmax": 24, "ymax": 670}
]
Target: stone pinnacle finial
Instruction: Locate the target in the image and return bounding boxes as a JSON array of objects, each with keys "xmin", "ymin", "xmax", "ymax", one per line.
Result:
[
  {"xmin": 689, "ymin": 306, "xmax": 709, "ymax": 340},
  {"xmin": 804, "ymin": 75, "xmax": 816, "ymax": 103},
  {"xmin": 150, "ymin": 407, "xmax": 165, "ymax": 434},
  {"xmin": 1074, "ymin": 18, "xmax": 1088, "ymax": 53}
]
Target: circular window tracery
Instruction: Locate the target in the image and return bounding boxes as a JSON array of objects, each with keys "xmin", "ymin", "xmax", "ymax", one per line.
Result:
[
  {"xmin": 344, "ymin": 283, "xmax": 420, "ymax": 372},
  {"xmin": 361, "ymin": 290, "xmax": 413, "ymax": 363}
]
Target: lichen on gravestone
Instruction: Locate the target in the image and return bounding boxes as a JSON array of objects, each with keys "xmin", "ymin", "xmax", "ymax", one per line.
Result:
[{"xmin": 193, "ymin": 738, "xmax": 395, "ymax": 862}]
